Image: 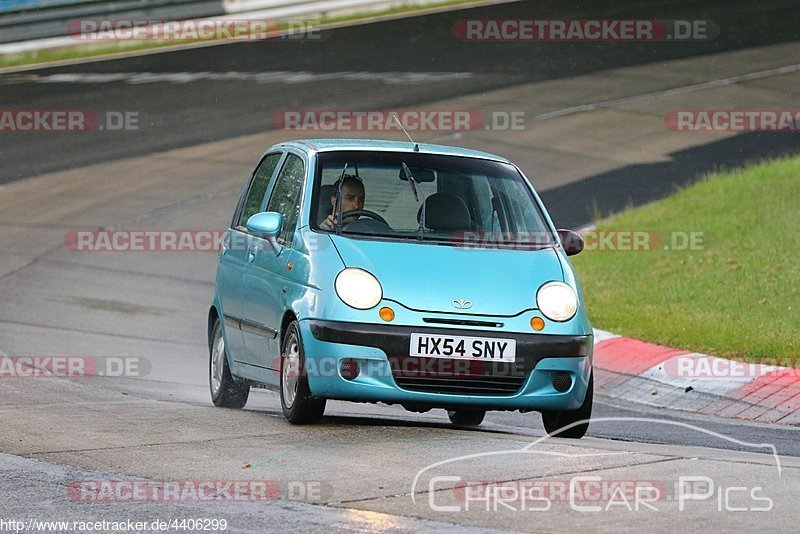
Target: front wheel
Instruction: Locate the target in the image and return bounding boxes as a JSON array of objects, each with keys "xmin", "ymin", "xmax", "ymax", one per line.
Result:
[
  {"xmin": 280, "ymin": 321, "xmax": 326, "ymax": 424},
  {"xmin": 541, "ymin": 373, "xmax": 593, "ymax": 439},
  {"xmin": 447, "ymin": 409, "xmax": 485, "ymax": 426},
  {"xmin": 209, "ymin": 319, "xmax": 250, "ymax": 408}
]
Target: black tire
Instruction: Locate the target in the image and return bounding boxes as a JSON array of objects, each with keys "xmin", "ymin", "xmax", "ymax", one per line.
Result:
[
  {"xmin": 447, "ymin": 409, "xmax": 486, "ymax": 426},
  {"xmin": 280, "ymin": 320, "xmax": 326, "ymax": 424},
  {"xmin": 541, "ymin": 373, "xmax": 593, "ymax": 439},
  {"xmin": 209, "ymin": 319, "xmax": 250, "ymax": 408}
]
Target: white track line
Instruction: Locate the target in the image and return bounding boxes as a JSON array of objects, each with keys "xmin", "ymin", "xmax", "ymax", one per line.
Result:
[{"xmin": 534, "ymin": 63, "xmax": 800, "ymax": 121}]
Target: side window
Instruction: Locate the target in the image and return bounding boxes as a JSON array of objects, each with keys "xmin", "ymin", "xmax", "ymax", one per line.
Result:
[
  {"xmin": 266, "ymin": 154, "xmax": 306, "ymax": 244},
  {"xmin": 236, "ymin": 153, "xmax": 282, "ymax": 228}
]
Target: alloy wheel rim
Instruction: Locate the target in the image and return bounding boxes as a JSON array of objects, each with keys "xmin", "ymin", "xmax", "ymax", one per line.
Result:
[
  {"xmin": 210, "ymin": 330, "xmax": 225, "ymax": 396},
  {"xmin": 282, "ymin": 334, "xmax": 300, "ymax": 409}
]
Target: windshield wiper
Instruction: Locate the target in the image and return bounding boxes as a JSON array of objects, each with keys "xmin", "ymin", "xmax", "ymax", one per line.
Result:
[
  {"xmin": 401, "ymin": 162, "xmax": 426, "ymax": 239},
  {"xmin": 401, "ymin": 162, "xmax": 418, "ymax": 201}
]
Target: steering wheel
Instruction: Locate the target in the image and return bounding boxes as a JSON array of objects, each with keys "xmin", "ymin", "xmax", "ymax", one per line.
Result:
[{"xmin": 340, "ymin": 209, "xmax": 389, "ymax": 226}]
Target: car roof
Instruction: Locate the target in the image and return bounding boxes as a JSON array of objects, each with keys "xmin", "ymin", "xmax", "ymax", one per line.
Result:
[{"xmin": 273, "ymin": 139, "xmax": 511, "ymax": 163}]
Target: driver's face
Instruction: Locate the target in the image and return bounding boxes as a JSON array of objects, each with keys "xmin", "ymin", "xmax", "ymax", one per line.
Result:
[{"xmin": 331, "ymin": 183, "xmax": 365, "ymax": 223}]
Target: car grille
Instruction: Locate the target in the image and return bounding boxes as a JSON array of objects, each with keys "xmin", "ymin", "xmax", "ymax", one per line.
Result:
[
  {"xmin": 388, "ymin": 356, "xmax": 527, "ymax": 396},
  {"xmin": 422, "ymin": 317, "xmax": 503, "ymax": 328}
]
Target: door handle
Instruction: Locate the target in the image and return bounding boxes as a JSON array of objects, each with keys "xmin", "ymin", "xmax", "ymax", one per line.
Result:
[
  {"xmin": 248, "ymin": 243, "xmax": 259, "ymax": 263},
  {"xmin": 221, "ymin": 232, "xmax": 231, "ymax": 256},
  {"xmin": 248, "ymin": 250, "xmax": 256, "ymax": 263}
]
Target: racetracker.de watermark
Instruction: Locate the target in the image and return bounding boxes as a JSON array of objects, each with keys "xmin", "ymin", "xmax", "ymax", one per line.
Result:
[
  {"xmin": 65, "ymin": 230, "xmax": 228, "ymax": 252},
  {"xmin": 0, "ymin": 356, "xmax": 150, "ymax": 378},
  {"xmin": 452, "ymin": 19, "xmax": 717, "ymax": 41},
  {"xmin": 68, "ymin": 480, "xmax": 280, "ymax": 502},
  {"xmin": 665, "ymin": 110, "xmax": 800, "ymax": 131},
  {"xmin": 67, "ymin": 479, "xmax": 332, "ymax": 504},
  {"xmin": 67, "ymin": 18, "xmax": 322, "ymax": 41},
  {"xmin": 448, "ymin": 478, "xmax": 666, "ymax": 511},
  {"xmin": 451, "ymin": 230, "xmax": 708, "ymax": 251},
  {"xmin": 0, "ymin": 110, "xmax": 139, "ymax": 132},
  {"xmin": 271, "ymin": 110, "xmax": 526, "ymax": 131},
  {"xmin": 272, "ymin": 355, "xmax": 533, "ymax": 380},
  {"xmin": 663, "ymin": 355, "xmax": 800, "ymax": 379}
]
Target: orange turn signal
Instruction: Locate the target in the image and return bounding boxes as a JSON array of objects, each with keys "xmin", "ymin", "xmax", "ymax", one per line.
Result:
[
  {"xmin": 530, "ymin": 316, "xmax": 545, "ymax": 331},
  {"xmin": 379, "ymin": 307, "xmax": 395, "ymax": 321}
]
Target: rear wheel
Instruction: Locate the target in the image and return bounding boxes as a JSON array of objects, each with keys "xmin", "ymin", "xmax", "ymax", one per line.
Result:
[
  {"xmin": 280, "ymin": 321, "xmax": 326, "ymax": 424},
  {"xmin": 209, "ymin": 319, "xmax": 250, "ymax": 408},
  {"xmin": 447, "ymin": 409, "xmax": 485, "ymax": 427},
  {"xmin": 540, "ymin": 373, "xmax": 593, "ymax": 439}
]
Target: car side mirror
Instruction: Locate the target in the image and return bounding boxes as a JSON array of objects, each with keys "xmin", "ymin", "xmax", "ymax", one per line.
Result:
[
  {"xmin": 557, "ymin": 229, "xmax": 584, "ymax": 256},
  {"xmin": 247, "ymin": 212, "xmax": 284, "ymax": 255}
]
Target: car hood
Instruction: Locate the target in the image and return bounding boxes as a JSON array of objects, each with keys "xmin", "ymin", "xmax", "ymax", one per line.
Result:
[{"xmin": 329, "ymin": 236, "xmax": 564, "ymax": 316}]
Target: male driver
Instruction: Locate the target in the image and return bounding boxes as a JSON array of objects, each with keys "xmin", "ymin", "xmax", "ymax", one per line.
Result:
[{"xmin": 319, "ymin": 174, "xmax": 365, "ymax": 230}]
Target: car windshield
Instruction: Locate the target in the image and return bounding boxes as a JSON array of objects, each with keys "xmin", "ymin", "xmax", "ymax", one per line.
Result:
[{"xmin": 312, "ymin": 150, "xmax": 556, "ymax": 248}]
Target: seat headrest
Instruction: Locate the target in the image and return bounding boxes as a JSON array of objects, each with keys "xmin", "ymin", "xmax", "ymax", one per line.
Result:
[
  {"xmin": 418, "ymin": 193, "xmax": 470, "ymax": 231},
  {"xmin": 317, "ymin": 184, "xmax": 337, "ymax": 223}
]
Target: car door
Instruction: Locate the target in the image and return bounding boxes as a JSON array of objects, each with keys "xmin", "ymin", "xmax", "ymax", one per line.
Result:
[
  {"xmin": 217, "ymin": 151, "xmax": 284, "ymax": 364},
  {"xmin": 241, "ymin": 152, "xmax": 307, "ymax": 378}
]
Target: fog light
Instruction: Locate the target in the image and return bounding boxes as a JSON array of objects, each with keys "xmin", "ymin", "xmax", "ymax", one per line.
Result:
[
  {"xmin": 379, "ymin": 307, "xmax": 395, "ymax": 321},
  {"xmin": 340, "ymin": 359, "xmax": 360, "ymax": 380},
  {"xmin": 552, "ymin": 372, "xmax": 572, "ymax": 392},
  {"xmin": 530, "ymin": 316, "xmax": 545, "ymax": 331}
]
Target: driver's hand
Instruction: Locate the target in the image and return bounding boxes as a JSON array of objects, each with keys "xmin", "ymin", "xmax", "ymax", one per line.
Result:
[{"xmin": 320, "ymin": 214, "xmax": 335, "ymax": 230}]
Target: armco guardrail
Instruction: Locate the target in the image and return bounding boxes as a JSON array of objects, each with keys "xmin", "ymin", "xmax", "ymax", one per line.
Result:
[
  {"xmin": 0, "ymin": 0, "xmax": 91, "ymax": 13},
  {"xmin": 221, "ymin": 0, "xmax": 443, "ymax": 19},
  {"xmin": 0, "ymin": 0, "xmax": 444, "ymax": 49},
  {"xmin": 0, "ymin": 0, "xmax": 226, "ymax": 43}
]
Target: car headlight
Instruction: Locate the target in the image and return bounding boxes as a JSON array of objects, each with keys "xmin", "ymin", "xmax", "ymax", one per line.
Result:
[
  {"xmin": 335, "ymin": 268, "xmax": 383, "ymax": 309},
  {"xmin": 536, "ymin": 281, "xmax": 578, "ymax": 322}
]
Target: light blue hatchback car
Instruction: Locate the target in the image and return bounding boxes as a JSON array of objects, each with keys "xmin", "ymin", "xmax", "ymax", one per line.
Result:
[{"xmin": 208, "ymin": 139, "xmax": 593, "ymax": 438}]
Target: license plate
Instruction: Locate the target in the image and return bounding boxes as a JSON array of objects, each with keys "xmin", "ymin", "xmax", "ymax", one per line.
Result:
[{"xmin": 409, "ymin": 333, "xmax": 516, "ymax": 362}]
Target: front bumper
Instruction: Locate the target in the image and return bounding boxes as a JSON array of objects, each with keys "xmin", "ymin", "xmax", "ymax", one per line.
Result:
[{"xmin": 300, "ymin": 319, "xmax": 593, "ymax": 411}]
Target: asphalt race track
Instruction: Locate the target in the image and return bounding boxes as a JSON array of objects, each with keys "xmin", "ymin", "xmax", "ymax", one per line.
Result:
[
  {"xmin": 3, "ymin": 0, "xmax": 800, "ymax": 183},
  {"xmin": 2, "ymin": 0, "xmax": 800, "ymax": 531}
]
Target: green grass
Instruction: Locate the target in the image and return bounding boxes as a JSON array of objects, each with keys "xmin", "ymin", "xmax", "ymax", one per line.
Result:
[
  {"xmin": 0, "ymin": 0, "xmax": 482, "ymax": 69},
  {"xmin": 0, "ymin": 41, "xmax": 183, "ymax": 69},
  {"xmin": 572, "ymin": 156, "xmax": 800, "ymax": 362}
]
